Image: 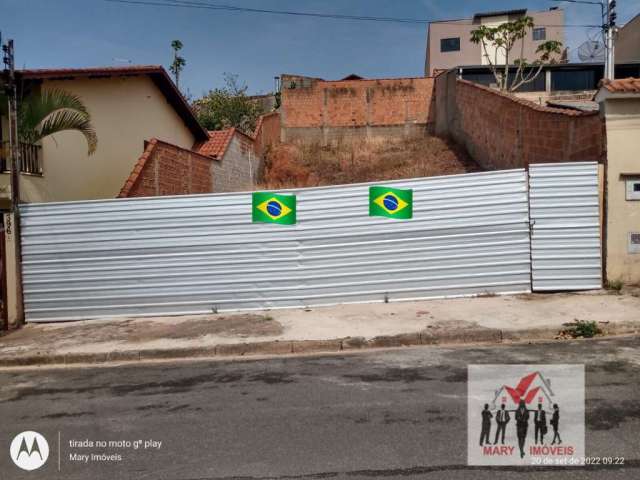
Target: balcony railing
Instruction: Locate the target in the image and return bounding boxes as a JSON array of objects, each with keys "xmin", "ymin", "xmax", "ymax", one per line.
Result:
[{"xmin": 0, "ymin": 141, "xmax": 43, "ymax": 176}]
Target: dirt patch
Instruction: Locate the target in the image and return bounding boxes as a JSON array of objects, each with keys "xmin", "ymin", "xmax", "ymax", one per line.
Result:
[
  {"xmin": 424, "ymin": 319, "xmax": 482, "ymax": 330},
  {"xmin": 0, "ymin": 314, "xmax": 284, "ymax": 347},
  {"xmin": 514, "ymin": 293, "xmax": 573, "ymax": 301},
  {"xmin": 260, "ymin": 135, "xmax": 479, "ymax": 189},
  {"xmin": 621, "ymin": 284, "xmax": 640, "ymax": 298},
  {"xmin": 126, "ymin": 315, "xmax": 284, "ymax": 342}
]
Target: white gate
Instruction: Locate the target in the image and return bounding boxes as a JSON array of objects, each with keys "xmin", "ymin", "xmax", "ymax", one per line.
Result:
[{"xmin": 529, "ymin": 162, "xmax": 602, "ymax": 291}]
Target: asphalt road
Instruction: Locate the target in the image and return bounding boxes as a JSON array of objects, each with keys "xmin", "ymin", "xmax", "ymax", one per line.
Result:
[{"xmin": 1, "ymin": 337, "xmax": 639, "ymax": 480}]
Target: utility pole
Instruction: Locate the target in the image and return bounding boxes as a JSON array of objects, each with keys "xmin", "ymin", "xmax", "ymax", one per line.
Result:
[
  {"xmin": 605, "ymin": 0, "xmax": 617, "ymax": 80},
  {"xmin": 2, "ymin": 38, "xmax": 21, "ymax": 209},
  {"xmin": 552, "ymin": 1, "xmax": 616, "ymax": 78},
  {"xmin": 2, "ymin": 36, "xmax": 25, "ymax": 325}
]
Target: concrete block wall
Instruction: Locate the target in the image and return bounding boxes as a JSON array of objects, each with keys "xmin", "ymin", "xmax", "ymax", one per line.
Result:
[
  {"xmin": 211, "ymin": 133, "xmax": 259, "ymax": 193},
  {"xmin": 280, "ymin": 75, "xmax": 435, "ymax": 144}
]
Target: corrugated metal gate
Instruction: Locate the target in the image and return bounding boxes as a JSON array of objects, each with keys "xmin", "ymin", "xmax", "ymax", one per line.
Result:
[
  {"xmin": 20, "ymin": 169, "xmax": 532, "ymax": 322},
  {"xmin": 529, "ymin": 162, "xmax": 602, "ymax": 290},
  {"xmin": 19, "ymin": 162, "xmax": 601, "ymax": 322}
]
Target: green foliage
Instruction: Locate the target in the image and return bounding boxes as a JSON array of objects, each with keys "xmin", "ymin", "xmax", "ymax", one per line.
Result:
[
  {"xmin": 570, "ymin": 320, "xmax": 601, "ymax": 339},
  {"xmin": 18, "ymin": 88, "xmax": 97, "ymax": 154},
  {"xmin": 192, "ymin": 73, "xmax": 264, "ymax": 133},
  {"xmin": 470, "ymin": 16, "xmax": 563, "ymax": 92},
  {"xmin": 606, "ymin": 279, "xmax": 624, "ymax": 293}
]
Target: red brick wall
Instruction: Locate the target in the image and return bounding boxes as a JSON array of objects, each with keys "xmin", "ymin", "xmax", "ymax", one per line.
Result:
[
  {"xmin": 254, "ymin": 112, "xmax": 281, "ymax": 157},
  {"xmin": 445, "ymin": 78, "xmax": 604, "ymax": 170},
  {"xmin": 120, "ymin": 139, "xmax": 213, "ymax": 197},
  {"xmin": 280, "ymin": 75, "xmax": 435, "ymax": 142}
]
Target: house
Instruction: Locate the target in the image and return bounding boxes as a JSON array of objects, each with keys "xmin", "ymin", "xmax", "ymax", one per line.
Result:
[
  {"xmin": 425, "ymin": 8, "xmax": 565, "ymax": 76},
  {"xmin": 596, "ymin": 78, "xmax": 640, "ymax": 284},
  {"xmin": 0, "ymin": 65, "xmax": 210, "ymax": 203},
  {"xmin": 491, "ymin": 371, "xmax": 555, "ymax": 409},
  {"xmin": 196, "ymin": 128, "xmax": 260, "ymax": 193},
  {"xmin": 0, "ymin": 65, "xmax": 268, "ymax": 204},
  {"xmin": 616, "ymin": 13, "xmax": 640, "ymax": 64},
  {"xmin": 117, "ymin": 126, "xmax": 262, "ymax": 198}
]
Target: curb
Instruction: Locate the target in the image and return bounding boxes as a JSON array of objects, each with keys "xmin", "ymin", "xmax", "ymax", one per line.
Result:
[{"xmin": 1, "ymin": 324, "xmax": 639, "ymax": 367}]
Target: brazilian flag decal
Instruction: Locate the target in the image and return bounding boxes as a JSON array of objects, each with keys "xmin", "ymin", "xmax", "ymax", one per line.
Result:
[
  {"xmin": 369, "ymin": 186, "xmax": 413, "ymax": 220},
  {"xmin": 252, "ymin": 192, "xmax": 296, "ymax": 225}
]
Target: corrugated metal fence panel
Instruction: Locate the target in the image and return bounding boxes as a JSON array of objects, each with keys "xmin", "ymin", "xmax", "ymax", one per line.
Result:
[
  {"xmin": 20, "ymin": 169, "xmax": 532, "ymax": 322},
  {"xmin": 529, "ymin": 162, "xmax": 602, "ymax": 291}
]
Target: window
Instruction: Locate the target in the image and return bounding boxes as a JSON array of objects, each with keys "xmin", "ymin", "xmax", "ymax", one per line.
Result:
[
  {"xmin": 551, "ymin": 70, "xmax": 597, "ymax": 91},
  {"xmin": 441, "ymin": 37, "xmax": 461, "ymax": 52},
  {"xmin": 626, "ymin": 179, "xmax": 640, "ymax": 200},
  {"xmin": 533, "ymin": 28, "xmax": 546, "ymax": 41},
  {"xmin": 629, "ymin": 233, "xmax": 640, "ymax": 254}
]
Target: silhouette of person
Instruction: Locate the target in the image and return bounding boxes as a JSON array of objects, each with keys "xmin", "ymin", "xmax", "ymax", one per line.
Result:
[
  {"xmin": 493, "ymin": 403, "xmax": 510, "ymax": 444},
  {"xmin": 515, "ymin": 399, "xmax": 530, "ymax": 458},
  {"xmin": 534, "ymin": 403, "xmax": 547, "ymax": 444},
  {"xmin": 480, "ymin": 403, "xmax": 493, "ymax": 446},
  {"xmin": 550, "ymin": 404, "xmax": 562, "ymax": 445}
]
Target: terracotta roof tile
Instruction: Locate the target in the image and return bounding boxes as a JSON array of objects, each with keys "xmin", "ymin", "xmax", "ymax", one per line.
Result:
[
  {"xmin": 118, "ymin": 139, "xmax": 158, "ymax": 198},
  {"xmin": 600, "ymin": 77, "xmax": 640, "ymax": 94},
  {"xmin": 196, "ymin": 128, "xmax": 236, "ymax": 158},
  {"xmin": 18, "ymin": 65, "xmax": 209, "ymax": 141},
  {"xmin": 118, "ymin": 139, "xmax": 214, "ymax": 198},
  {"xmin": 18, "ymin": 65, "xmax": 164, "ymax": 79}
]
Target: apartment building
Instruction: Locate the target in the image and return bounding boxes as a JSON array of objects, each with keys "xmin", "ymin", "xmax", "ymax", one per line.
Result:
[{"xmin": 425, "ymin": 8, "xmax": 565, "ymax": 76}]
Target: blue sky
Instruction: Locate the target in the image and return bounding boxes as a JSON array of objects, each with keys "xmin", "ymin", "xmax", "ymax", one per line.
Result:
[{"xmin": 2, "ymin": 0, "xmax": 638, "ymax": 96}]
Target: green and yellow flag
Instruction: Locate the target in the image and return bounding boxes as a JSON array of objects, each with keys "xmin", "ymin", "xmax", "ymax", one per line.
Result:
[
  {"xmin": 369, "ymin": 186, "xmax": 413, "ymax": 220},
  {"xmin": 252, "ymin": 192, "xmax": 297, "ymax": 225}
]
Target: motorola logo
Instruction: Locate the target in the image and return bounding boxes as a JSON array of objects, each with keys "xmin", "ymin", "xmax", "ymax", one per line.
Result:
[{"xmin": 10, "ymin": 431, "xmax": 49, "ymax": 471}]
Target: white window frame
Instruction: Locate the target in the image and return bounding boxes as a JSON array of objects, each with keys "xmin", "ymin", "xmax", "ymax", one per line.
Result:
[{"xmin": 625, "ymin": 177, "xmax": 640, "ymax": 201}]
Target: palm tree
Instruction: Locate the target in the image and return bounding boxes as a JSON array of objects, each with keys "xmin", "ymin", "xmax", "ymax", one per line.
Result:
[
  {"xmin": 18, "ymin": 88, "xmax": 97, "ymax": 155},
  {"xmin": 169, "ymin": 39, "xmax": 186, "ymax": 90}
]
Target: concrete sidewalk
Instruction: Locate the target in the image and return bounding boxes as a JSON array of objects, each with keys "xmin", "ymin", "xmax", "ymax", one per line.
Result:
[{"xmin": 1, "ymin": 290, "xmax": 639, "ymax": 366}]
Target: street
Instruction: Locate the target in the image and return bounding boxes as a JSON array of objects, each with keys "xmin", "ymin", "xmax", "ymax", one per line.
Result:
[{"xmin": 1, "ymin": 337, "xmax": 639, "ymax": 479}]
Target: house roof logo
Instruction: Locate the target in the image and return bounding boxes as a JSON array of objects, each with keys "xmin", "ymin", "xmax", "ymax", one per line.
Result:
[
  {"xmin": 491, "ymin": 371, "xmax": 555, "ymax": 409},
  {"xmin": 10, "ymin": 431, "xmax": 49, "ymax": 471}
]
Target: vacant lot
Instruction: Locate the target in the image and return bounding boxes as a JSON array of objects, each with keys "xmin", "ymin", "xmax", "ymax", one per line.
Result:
[{"xmin": 261, "ymin": 135, "xmax": 479, "ymax": 189}]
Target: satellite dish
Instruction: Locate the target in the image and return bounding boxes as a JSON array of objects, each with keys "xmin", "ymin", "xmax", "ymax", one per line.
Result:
[{"xmin": 577, "ymin": 40, "xmax": 605, "ymax": 62}]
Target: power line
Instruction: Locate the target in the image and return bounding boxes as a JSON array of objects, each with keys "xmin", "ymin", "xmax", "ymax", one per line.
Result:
[
  {"xmin": 103, "ymin": 0, "xmax": 601, "ymax": 27},
  {"xmin": 104, "ymin": 0, "xmax": 430, "ymax": 23}
]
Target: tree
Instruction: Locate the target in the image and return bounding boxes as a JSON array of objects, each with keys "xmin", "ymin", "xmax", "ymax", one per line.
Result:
[
  {"xmin": 470, "ymin": 16, "xmax": 562, "ymax": 92},
  {"xmin": 169, "ymin": 39, "xmax": 186, "ymax": 89},
  {"xmin": 192, "ymin": 73, "xmax": 264, "ymax": 133},
  {"xmin": 18, "ymin": 88, "xmax": 97, "ymax": 154}
]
